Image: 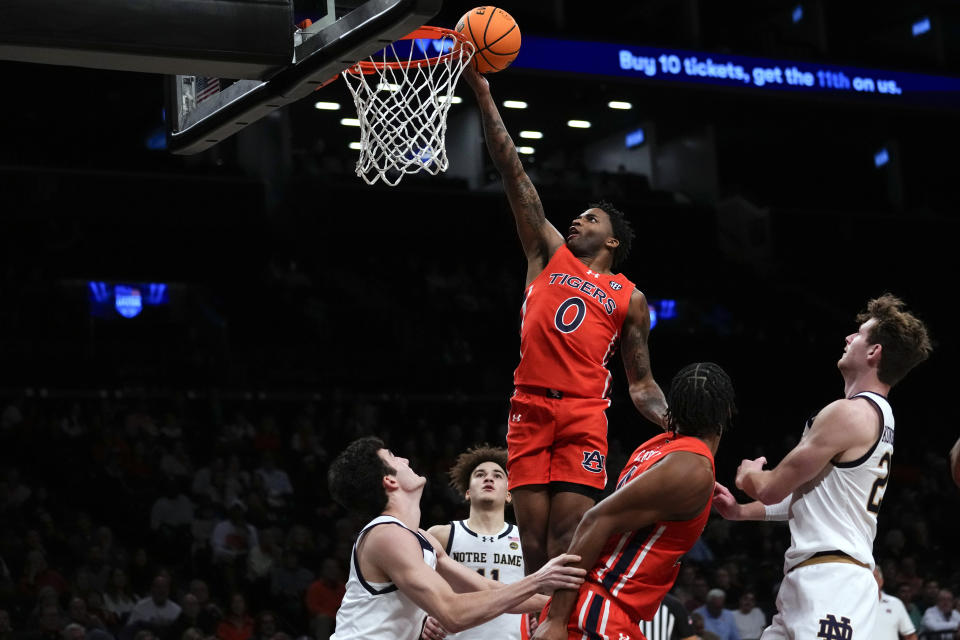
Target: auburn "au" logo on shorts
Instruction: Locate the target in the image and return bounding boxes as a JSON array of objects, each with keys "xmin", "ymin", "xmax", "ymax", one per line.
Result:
[{"xmin": 582, "ymin": 450, "xmax": 606, "ymax": 473}]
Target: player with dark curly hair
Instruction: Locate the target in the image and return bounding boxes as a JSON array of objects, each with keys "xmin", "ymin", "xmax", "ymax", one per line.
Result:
[
  {"xmin": 421, "ymin": 445, "xmax": 530, "ymax": 640},
  {"xmin": 463, "ymin": 67, "xmax": 668, "ymax": 581},
  {"xmin": 531, "ymin": 362, "xmax": 735, "ymax": 640},
  {"xmin": 713, "ymin": 294, "xmax": 932, "ymax": 640}
]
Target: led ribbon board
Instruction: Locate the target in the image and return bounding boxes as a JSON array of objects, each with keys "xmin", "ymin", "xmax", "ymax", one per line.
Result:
[{"xmin": 511, "ymin": 36, "xmax": 960, "ymax": 109}]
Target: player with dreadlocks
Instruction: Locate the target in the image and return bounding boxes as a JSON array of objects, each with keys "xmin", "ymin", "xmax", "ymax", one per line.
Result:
[
  {"xmin": 464, "ymin": 67, "xmax": 669, "ymax": 582},
  {"xmin": 530, "ymin": 362, "xmax": 736, "ymax": 640}
]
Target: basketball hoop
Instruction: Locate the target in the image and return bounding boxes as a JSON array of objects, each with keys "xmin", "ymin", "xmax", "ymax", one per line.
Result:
[{"xmin": 340, "ymin": 26, "xmax": 475, "ymax": 186}]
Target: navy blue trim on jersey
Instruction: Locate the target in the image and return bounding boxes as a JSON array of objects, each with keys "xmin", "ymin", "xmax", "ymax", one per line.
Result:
[
  {"xmin": 354, "ymin": 521, "xmax": 432, "ymax": 596},
  {"xmin": 833, "ymin": 394, "xmax": 886, "ymax": 469},
  {"xmin": 582, "ymin": 591, "xmax": 606, "ymax": 640},
  {"xmin": 445, "ymin": 521, "xmax": 455, "ymax": 555},
  {"xmin": 600, "ymin": 525, "xmax": 653, "ymax": 592},
  {"xmin": 497, "ymin": 523, "xmax": 515, "ymax": 539},
  {"xmin": 457, "ymin": 520, "xmax": 478, "ymax": 538}
]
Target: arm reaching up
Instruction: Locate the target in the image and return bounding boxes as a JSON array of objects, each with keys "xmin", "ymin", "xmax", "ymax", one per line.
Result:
[{"xmin": 463, "ymin": 68, "xmax": 563, "ymax": 283}]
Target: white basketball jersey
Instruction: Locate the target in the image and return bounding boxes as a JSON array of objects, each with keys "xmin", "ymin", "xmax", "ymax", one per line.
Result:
[
  {"xmin": 782, "ymin": 391, "xmax": 894, "ymax": 572},
  {"xmin": 332, "ymin": 515, "xmax": 437, "ymax": 640},
  {"xmin": 445, "ymin": 520, "xmax": 526, "ymax": 640}
]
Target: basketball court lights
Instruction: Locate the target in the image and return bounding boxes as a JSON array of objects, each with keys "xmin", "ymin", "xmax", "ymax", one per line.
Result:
[
  {"xmin": 340, "ymin": 118, "xmax": 360, "ymax": 127},
  {"xmin": 503, "ymin": 100, "xmax": 528, "ymax": 109},
  {"xmin": 314, "ymin": 101, "xmax": 340, "ymax": 110},
  {"xmin": 349, "ymin": 142, "xmax": 363, "ymax": 150},
  {"xmin": 438, "ymin": 95, "xmax": 463, "ymax": 104},
  {"xmin": 567, "ymin": 120, "xmax": 592, "ymax": 128},
  {"xmin": 517, "ymin": 146, "xmax": 535, "ymax": 154},
  {"xmin": 519, "ymin": 131, "xmax": 543, "ymax": 139},
  {"xmin": 607, "ymin": 101, "xmax": 632, "ymax": 110}
]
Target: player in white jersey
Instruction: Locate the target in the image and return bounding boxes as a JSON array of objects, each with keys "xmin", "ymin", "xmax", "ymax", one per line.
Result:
[
  {"xmin": 327, "ymin": 437, "xmax": 586, "ymax": 640},
  {"xmin": 713, "ymin": 294, "xmax": 931, "ymax": 640},
  {"xmin": 422, "ymin": 445, "xmax": 528, "ymax": 640}
]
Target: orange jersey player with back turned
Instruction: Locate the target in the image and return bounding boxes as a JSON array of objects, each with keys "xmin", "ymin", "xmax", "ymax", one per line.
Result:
[{"xmin": 532, "ymin": 362, "xmax": 736, "ymax": 640}]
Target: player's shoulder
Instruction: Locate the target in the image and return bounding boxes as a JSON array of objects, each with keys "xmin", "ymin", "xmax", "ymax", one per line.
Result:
[
  {"xmin": 425, "ymin": 523, "xmax": 453, "ymax": 549},
  {"xmin": 815, "ymin": 397, "xmax": 879, "ymax": 432}
]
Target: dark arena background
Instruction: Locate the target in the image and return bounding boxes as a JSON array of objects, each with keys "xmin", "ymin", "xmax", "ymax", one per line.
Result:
[{"xmin": 1, "ymin": 1, "xmax": 959, "ymax": 639}]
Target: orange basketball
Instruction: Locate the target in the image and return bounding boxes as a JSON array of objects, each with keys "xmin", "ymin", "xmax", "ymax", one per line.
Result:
[{"xmin": 456, "ymin": 6, "xmax": 521, "ymax": 74}]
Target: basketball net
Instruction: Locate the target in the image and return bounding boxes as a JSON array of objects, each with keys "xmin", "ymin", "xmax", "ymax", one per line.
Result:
[{"xmin": 340, "ymin": 27, "xmax": 475, "ymax": 186}]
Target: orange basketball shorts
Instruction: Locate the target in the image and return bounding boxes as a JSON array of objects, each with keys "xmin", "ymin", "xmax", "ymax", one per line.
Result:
[
  {"xmin": 505, "ymin": 386, "xmax": 610, "ymax": 491},
  {"xmin": 541, "ymin": 584, "xmax": 646, "ymax": 640}
]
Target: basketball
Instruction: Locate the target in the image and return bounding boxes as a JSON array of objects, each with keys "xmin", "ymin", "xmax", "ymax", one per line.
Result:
[{"xmin": 456, "ymin": 6, "xmax": 521, "ymax": 74}]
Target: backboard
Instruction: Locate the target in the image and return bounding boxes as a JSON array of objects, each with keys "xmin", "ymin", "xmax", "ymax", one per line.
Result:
[{"xmin": 165, "ymin": 0, "xmax": 443, "ymax": 154}]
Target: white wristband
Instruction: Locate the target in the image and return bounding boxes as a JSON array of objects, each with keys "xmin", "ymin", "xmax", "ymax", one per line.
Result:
[{"xmin": 763, "ymin": 497, "xmax": 791, "ymax": 521}]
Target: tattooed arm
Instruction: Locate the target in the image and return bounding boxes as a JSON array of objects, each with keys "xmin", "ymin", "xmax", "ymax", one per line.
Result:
[
  {"xmin": 463, "ymin": 68, "xmax": 564, "ymax": 283},
  {"xmin": 621, "ymin": 289, "xmax": 668, "ymax": 428}
]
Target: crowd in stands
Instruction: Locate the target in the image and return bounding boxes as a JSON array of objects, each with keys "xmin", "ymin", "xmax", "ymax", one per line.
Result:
[{"xmin": 0, "ymin": 389, "xmax": 958, "ymax": 640}]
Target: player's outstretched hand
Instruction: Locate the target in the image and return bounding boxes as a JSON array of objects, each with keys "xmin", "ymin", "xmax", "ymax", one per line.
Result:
[
  {"xmin": 533, "ymin": 553, "xmax": 586, "ymax": 594},
  {"xmin": 734, "ymin": 456, "xmax": 767, "ymax": 491},
  {"xmin": 420, "ymin": 615, "xmax": 447, "ymax": 640},
  {"xmin": 712, "ymin": 481, "xmax": 742, "ymax": 520},
  {"xmin": 461, "ymin": 65, "xmax": 489, "ymax": 95},
  {"xmin": 530, "ymin": 616, "xmax": 566, "ymax": 640}
]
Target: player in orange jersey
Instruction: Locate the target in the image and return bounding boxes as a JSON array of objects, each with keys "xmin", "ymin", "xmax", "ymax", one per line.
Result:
[
  {"xmin": 463, "ymin": 68, "xmax": 669, "ymax": 576},
  {"xmin": 530, "ymin": 362, "xmax": 736, "ymax": 640}
]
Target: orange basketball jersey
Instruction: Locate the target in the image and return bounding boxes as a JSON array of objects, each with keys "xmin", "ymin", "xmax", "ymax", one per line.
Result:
[
  {"xmin": 513, "ymin": 244, "xmax": 635, "ymax": 398},
  {"xmin": 586, "ymin": 432, "xmax": 714, "ymax": 621}
]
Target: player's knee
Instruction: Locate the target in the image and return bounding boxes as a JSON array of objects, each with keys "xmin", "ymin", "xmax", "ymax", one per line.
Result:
[
  {"xmin": 546, "ymin": 525, "xmax": 576, "ymax": 558},
  {"xmin": 520, "ymin": 532, "xmax": 547, "ymax": 571}
]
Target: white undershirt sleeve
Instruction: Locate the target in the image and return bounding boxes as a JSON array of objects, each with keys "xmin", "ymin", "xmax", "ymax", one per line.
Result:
[{"xmin": 763, "ymin": 496, "xmax": 792, "ymax": 521}]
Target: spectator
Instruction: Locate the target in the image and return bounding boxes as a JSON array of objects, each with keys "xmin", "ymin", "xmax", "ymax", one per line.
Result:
[
  {"xmin": 128, "ymin": 550, "xmax": 157, "ymax": 598},
  {"xmin": 269, "ymin": 551, "xmax": 312, "ymax": 629},
  {"xmin": 898, "ymin": 582, "xmax": 924, "ymax": 631},
  {"xmin": 126, "ymin": 575, "xmax": 182, "ymax": 634},
  {"xmin": 691, "ymin": 612, "xmax": 721, "ymax": 640},
  {"xmin": 19, "ymin": 551, "xmax": 69, "ymax": 600},
  {"xmin": 921, "ymin": 590, "xmax": 960, "ymax": 638},
  {"xmin": 26, "ymin": 603, "xmax": 67, "ymax": 640},
  {"xmin": 730, "ymin": 592, "xmax": 765, "ymax": 640},
  {"xmin": 164, "ymin": 594, "xmax": 216, "ymax": 640},
  {"xmin": 223, "ymin": 457, "xmax": 251, "ymax": 508},
  {"xmin": 61, "ymin": 624, "xmax": 86, "ymax": 640},
  {"xmin": 713, "ymin": 567, "xmax": 741, "ymax": 606},
  {"xmin": 304, "ymin": 559, "xmax": 345, "ymax": 640},
  {"xmin": 83, "ymin": 592, "xmax": 116, "ymax": 633},
  {"xmin": 874, "ymin": 567, "xmax": 916, "ymax": 640},
  {"xmin": 214, "ymin": 594, "xmax": 253, "ymax": 640},
  {"xmin": 685, "ymin": 575, "xmax": 710, "ymax": 613},
  {"xmin": 4, "ymin": 468, "xmax": 32, "ymax": 510},
  {"xmin": 211, "ymin": 501, "xmax": 257, "ymax": 565},
  {"xmin": 186, "ymin": 580, "xmax": 222, "ymax": 624},
  {"xmin": 920, "ymin": 581, "xmax": 942, "ymax": 613},
  {"xmin": 250, "ymin": 612, "xmax": 277, "ymax": 640},
  {"xmin": 66, "ymin": 596, "xmax": 107, "ymax": 634},
  {"xmin": 269, "ymin": 550, "xmax": 312, "ymax": 602},
  {"xmin": 254, "ymin": 453, "xmax": 293, "ymax": 510},
  {"xmin": 103, "ymin": 567, "xmax": 138, "ymax": 628},
  {"xmin": 73, "ymin": 545, "xmax": 110, "ymax": 595},
  {"xmin": 246, "ymin": 528, "xmax": 280, "ymax": 604},
  {"xmin": 150, "ymin": 481, "xmax": 194, "ymax": 547},
  {"xmin": 210, "ymin": 500, "xmax": 258, "ymax": 595},
  {"xmin": 192, "ymin": 459, "xmax": 225, "ymax": 500},
  {"xmin": 694, "ymin": 589, "xmax": 741, "ymax": 640}
]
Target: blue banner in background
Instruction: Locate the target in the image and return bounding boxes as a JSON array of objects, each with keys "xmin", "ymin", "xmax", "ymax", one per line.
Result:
[{"xmin": 510, "ymin": 35, "xmax": 960, "ymax": 109}]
